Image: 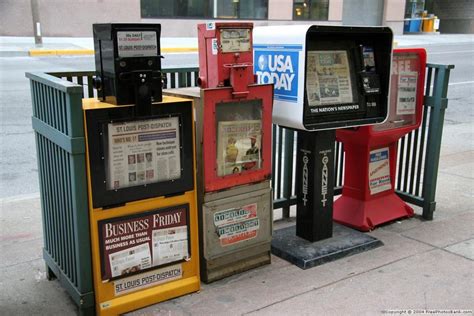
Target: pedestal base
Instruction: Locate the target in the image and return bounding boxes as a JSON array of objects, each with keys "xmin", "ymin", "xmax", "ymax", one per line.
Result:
[
  {"xmin": 271, "ymin": 223, "xmax": 383, "ymax": 269},
  {"xmin": 334, "ymin": 192, "xmax": 414, "ymax": 231}
]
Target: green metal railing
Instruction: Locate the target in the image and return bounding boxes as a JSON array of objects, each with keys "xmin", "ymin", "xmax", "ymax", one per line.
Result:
[
  {"xmin": 27, "ymin": 63, "xmax": 452, "ymax": 313},
  {"xmin": 26, "ymin": 72, "xmax": 93, "ymax": 315}
]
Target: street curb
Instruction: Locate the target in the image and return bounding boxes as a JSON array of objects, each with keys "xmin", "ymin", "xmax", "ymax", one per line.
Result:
[{"xmin": 27, "ymin": 47, "xmax": 198, "ymax": 56}]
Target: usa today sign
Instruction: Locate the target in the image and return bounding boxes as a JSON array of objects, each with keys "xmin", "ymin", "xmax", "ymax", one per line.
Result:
[{"xmin": 254, "ymin": 45, "xmax": 302, "ymax": 103}]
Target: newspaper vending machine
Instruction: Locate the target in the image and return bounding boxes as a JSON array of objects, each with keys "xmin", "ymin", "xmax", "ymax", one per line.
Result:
[
  {"xmin": 254, "ymin": 25, "xmax": 392, "ymax": 268},
  {"xmin": 334, "ymin": 48, "xmax": 427, "ymax": 231},
  {"xmin": 165, "ymin": 22, "xmax": 274, "ymax": 282},
  {"xmin": 84, "ymin": 23, "xmax": 200, "ymax": 315}
]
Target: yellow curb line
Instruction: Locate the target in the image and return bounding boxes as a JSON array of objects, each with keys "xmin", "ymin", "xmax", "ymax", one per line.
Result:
[
  {"xmin": 162, "ymin": 47, "xmax": 198, "ymax": 53},
  {"xmin": 29, "ymin": 47, "xmax": 198, "ymax": 56},
  {"xmin": 29, "ymin": 49, "xmax": 94, "ymax": 56}
]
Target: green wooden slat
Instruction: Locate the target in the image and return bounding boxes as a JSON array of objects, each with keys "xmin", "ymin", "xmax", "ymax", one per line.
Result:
[
  {"xmin": 31, "ymin": 117, "xmax": 85, "ymax": 154},
  {"xmin": 66, "ymin": 86, "xmax": 85, "ymax": 138},
  {"xmin": 58, "ymin": 147, "xmax": 69, "ymax": 278},
  {"xmin": 408, "ymin": 129, "xmax": 419, "ymax": 195},
  {"xmin": 70, "ymin": 153, "xmax": 93, "ymax": 293},
  {"xmin": 26, "ymin": 72, "xmax": 83, "ymax": 94}
]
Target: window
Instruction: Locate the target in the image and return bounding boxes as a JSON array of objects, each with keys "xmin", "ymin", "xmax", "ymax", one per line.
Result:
[
  {"xmin": 141, "ymin": 0, "xmax": 268, "ymax": 19},
  {"xmin": 293, "ymin": 0, "xmax": 329, "ymax": 21},
  {"xmin": 141, "ymin": 0, "xmax": 212, "ymax": 18}
]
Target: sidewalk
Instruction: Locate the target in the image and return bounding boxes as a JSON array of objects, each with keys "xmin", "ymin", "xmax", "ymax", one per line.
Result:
[
  {"xmin": 0, "ymin": 150, "xmax": 473, "ymax": 314},
  {"xmin": 0, "ymin": 34, "xmax": 472, "ymax": 57}
]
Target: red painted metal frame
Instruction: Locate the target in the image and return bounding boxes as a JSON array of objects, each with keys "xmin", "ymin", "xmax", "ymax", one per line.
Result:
[
  {"xmin": 334, "ymin": 48, "xmax": 427, "ymax": 231},
  {"xmin": 202, "ymin": 84, "xmax": 274, "ymax": 192},
  {"xmin": 198, "ymin": 22, "xmax": 254, "ymax": 89}
]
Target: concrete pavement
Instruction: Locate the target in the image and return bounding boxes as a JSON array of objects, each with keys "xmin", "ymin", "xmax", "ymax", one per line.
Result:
[{"xmin": 0, "ymin": 158, "xmax": 473, "ymax": 315}]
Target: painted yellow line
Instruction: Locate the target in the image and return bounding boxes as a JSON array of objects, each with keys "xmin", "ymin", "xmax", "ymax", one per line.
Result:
[
  {"xmin": 29, "ymin": 49, "xmax": 94, "ymax": 56},
  {"xmin": 162, "ymin": 47, "xmax": 198, "ymax": 53},
  {"xmin": 29, "ymin": 47, "xmax": 198, "ymax": 56}
]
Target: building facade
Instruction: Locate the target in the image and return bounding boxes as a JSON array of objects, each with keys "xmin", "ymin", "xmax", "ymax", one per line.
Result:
[{"xmin": 0, "ymin": 0, "xmax": 416, "ymax": 37}]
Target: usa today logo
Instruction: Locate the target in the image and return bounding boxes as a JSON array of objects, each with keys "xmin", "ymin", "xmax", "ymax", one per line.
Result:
[{"xmin": 254, "ymin": 48, "xmax": 300, "ymax": 102}]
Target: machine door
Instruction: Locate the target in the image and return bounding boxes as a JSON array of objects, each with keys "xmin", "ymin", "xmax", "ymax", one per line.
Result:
[{"xmin": 373, "ymin": 50, "xmax": 426, "ymax": 132}]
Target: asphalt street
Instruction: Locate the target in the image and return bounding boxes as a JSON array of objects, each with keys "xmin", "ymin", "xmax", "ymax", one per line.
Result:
[{"xmin": 0, "ymin": 42, "xmax": 472, "ymax": 199}]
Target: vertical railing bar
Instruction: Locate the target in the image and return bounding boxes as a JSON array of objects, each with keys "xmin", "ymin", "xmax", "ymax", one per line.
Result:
[
  {"xmin": 77, "ymin": 76, "xmax": 84, "ymax": 98},
  {"xmin": 339, "ymin": 143, "xmax": 345, "ymax": 187},
  {"xmin": 397, "ymin": 136, "xmax": 406, "ymax": 189},
  {"xmin": 87, "ymin": 76, "xmax": 94, "ymax": 99},
  {"xmin": 282, "ymin": 128, "xmax": 294, "ymax": 218},
  {"xmin": 57, "ymin": 145, "xmax": 68, "ymax": 276},
  {"xmin": 334, "ymin": 142, "xmax": 340, "ymax": 188},
  {"xmin": 44, "ymin": 140, "xmax": 58, "ymax": 262},
  {"xmin": 276, "ymin": 126, "xmax": 284, "ymax": 199},
  {"xmin": 62, "ymin": 92, "xmax": 69, "ymax": 134},
  {"xmin": 53, "ymin": 89, "xmax": 60, "ymax": 132},
  {"xmin": 409, "ymin": 129, "xmax": 419, "ymax": 195},
  {"xmin": 186, "ymin": 71, "xmax": 192, "ymax": 88},
  {"xmin": 52, "ymin": 143, "xmax": 64, "ymax": 270},
  {"xmin": 403, "ymin": 130, "xmax": 413, "ymax": 192},
  {"xmin": 272, "ymin": 124, "xmax": 277, "ymax": 200},
  {"xmin": 41, "ymin": 84, "xmax": 48, "ymax": 124},
  {"xmin": 66, "ymin": 151, "xmax": 75, "ymax": 285}
]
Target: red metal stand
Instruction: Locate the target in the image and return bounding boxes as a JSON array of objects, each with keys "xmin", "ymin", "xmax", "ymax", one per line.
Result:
[{"xmin": 334, "ymin": 48, "xmax": 427, "ymax": 231}]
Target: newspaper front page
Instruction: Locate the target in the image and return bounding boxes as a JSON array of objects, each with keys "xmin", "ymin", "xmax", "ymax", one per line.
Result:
[
  {"xmin": 306, "ymin": 50, "xmax": 354, "ymax": 106},
  {"xmin": 109, "ymin": 243, "xmax": 152, "ymax": 278},
  {"xmin": 107, "ymin": 117, "xmax": 181, "ymax": 190},
  {"xmin": 216, "ymin": 120, "xmax": 262, "ymax": 176}
]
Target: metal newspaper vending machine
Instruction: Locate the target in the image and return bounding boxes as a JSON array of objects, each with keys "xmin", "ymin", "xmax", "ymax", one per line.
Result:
[
  {"xmin": 165, "ymin": 22, "xmax": 274, "ymax": 282},
  {"xmin": 334, "ymin": 48, "xmax": 427, "ymax": 231},
  {"xmin": 254, "ymin": 25, "xmax": 392, "ymax": 268},
  {"xmin": 84, "ymin": 24, "xmax": 200, "ymax": 315}
]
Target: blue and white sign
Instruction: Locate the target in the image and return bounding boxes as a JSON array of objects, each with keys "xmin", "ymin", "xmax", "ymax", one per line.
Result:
[
  {"xmin": 369, "ymin": 147, "xmax": 391, "ymax": 195},
  {"xmin": 254, "ymin": 45, "xmax": 302, "ymax": 103}
]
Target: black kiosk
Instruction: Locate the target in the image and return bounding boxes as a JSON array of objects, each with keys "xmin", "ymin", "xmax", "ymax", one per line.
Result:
[{"xmin": 254, "ymin": 25, "xmax": 393, "ymax": 268}]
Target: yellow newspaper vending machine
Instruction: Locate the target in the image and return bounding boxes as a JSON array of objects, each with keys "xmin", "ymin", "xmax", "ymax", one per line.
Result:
[{"xmin": 83, "ymin": 23, "xmax": 200, "ymax": 315}]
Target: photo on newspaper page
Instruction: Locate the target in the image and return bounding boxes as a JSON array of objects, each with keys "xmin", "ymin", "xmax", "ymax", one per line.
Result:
[{"xmin": 216, "ymin": 120, "xmax": 262, "ymax": 176}]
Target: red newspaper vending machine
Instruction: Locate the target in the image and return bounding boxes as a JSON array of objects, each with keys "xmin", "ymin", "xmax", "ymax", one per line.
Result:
[
  {"xmin": 165, "ymin": 22, "xmax": 274, "ymax": 282},
  {"xmin": 334, "ymin": 48, "xmax": 427, "ymax": 231}
]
